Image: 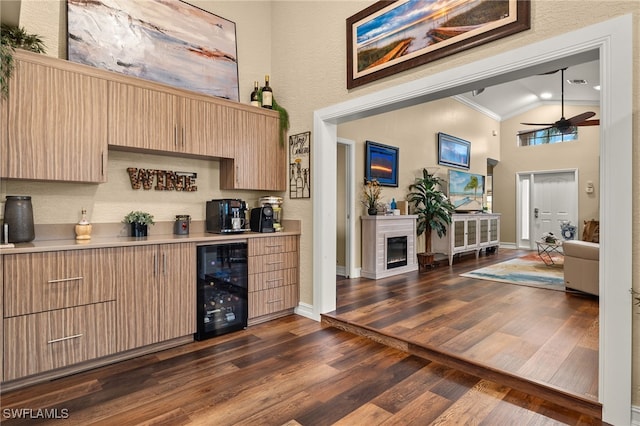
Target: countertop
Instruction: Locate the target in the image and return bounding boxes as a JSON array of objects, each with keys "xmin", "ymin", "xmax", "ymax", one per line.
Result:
[{"xmin": 0, "ymin": 220, "xmax": 301, "ymax": 254}]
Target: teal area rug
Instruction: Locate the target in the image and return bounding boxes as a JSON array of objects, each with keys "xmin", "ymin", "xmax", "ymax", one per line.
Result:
[{"xmin": 460, "ymin": 252, "xmax": 565, "ymax": 291}]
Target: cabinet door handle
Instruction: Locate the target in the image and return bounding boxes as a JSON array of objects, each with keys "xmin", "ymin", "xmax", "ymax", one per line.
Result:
[
  {"xmin": 182, "ymin": 127, "xmax": 186, "ymax": 147},
  {"xmin": 163, "ymin": 253, "xmax": 167, "ymax": 275},
  {"xmin": 174, "ymin": 126, "xmax": 178, "ymax": 147},
  {"xmin": 48, "ymin": 333, "xmax": 83, "ymax": 344},
  {"xmin": 267, "ymin": 299, "xmax": 283, "ymax": 304},
  {"xmin": 266, "ymin": 278, "xmax": 283, "ymax": 283},
  {"xmin": 47, "ymin": 277, "xmax": 83, "ymax": 284},
  {"xmin": 266, "ymin": 244, "xmax": 283, "ymax": 249},
  {"xmin": 266, "ymin": 261, "xmax": 283, "ymax": 265},
  {"xmin": 154, "ymin": 253, "xmax": 158, "ymax": 276}
]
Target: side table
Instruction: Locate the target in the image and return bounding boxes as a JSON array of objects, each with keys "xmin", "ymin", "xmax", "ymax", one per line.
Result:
[{"xmin": 536, "ymin": 240, "xmax": 564, "ymax": 266}]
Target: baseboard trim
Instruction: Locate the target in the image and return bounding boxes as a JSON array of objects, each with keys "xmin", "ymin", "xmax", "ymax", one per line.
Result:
[{"xmin": 295, "ymin": 302, "xmax": 318, "ymax": 321}]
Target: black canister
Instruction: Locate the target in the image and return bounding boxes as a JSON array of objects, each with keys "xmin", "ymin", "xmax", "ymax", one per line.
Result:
[
  {"xmin": 3, "ymin": 196, "xmax": 35, "ymax": 243},
  {"xmin": 174, "ymin": 215, "xmax": 190, "ymax": 235}
]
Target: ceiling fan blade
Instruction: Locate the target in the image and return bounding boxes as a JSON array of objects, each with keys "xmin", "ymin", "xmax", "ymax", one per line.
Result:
[
  {"xmin": 518, "ymin": 126, "xmax": 552, "ymax": 136},
  {"xmin": 567, "ymin": 111, "xmax": 596, "ymax": 125},
  {"xmin": 520, "ymin": 122, "xmax": 554, "ymax": 126},
  {"xmin": 576, "ymin": 119, "xmax": 600, "ymax": 126}
]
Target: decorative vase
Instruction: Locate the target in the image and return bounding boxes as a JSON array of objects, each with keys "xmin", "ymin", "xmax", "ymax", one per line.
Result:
[
  {"xmin": 130, "ymin": 222, "xmax": 148, "ymax": 237},
  {"xmin": 368, "ymin": 207, "xmax": 377, "ymax": 216},
  {"xmin": 3, "ymin": 195, "xmax": 35, "ymax": 243}
]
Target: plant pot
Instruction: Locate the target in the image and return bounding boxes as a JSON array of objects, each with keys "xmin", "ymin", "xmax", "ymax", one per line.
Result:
[
  {"xmin": 417, "ymin": 252, "xmax": 435, "ymax": 270},
  {"xmin": 130, "ymin": 223, "xmax": 148, "ymax": 237},
  {"xmin": 367, "ymin": 207, "xmax": 377, "ymax": 216}
]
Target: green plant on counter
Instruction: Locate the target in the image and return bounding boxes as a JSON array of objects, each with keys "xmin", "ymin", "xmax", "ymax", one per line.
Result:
[
  {"xmin": 257, "ymin": 89, "xmax": 290, "ymax": 147},
  {"xmin": 122, "ymin": 211, "xmax": 155, "ymax": 226},
  {"xmin": 1, "ymin": 23, "xmax": 46, "ymax": 101}
]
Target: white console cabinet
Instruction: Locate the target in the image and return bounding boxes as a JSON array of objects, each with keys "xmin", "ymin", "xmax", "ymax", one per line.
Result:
[{"xmin": 432, "ymin": 213, "xmax": 500, "ymax": 266}]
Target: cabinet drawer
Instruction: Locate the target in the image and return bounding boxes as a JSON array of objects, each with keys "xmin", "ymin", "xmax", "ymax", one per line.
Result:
[
  {"xmin": 248, "ymin": 252, "xmax": 298, "ymax": 274},
  {"xmin": 4, "ymin": 302, "xmax": 116, "ymax": 381},
  {"xmin": 248, "ymin": 285, "xmax": 298, "ymax": 319},
  {"xmin": 3, "ymin": 249, "xmax": 118, "ymax": 317},
  {"xmin": 248, "ymin": 236, "xmax": 297, "ymax": 256},
  {"xmin": 249, "ymin": 268, "xmax": 297, "ymax": 292}
]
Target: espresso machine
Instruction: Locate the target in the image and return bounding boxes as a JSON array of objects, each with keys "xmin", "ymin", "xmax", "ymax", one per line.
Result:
[{"xmin": 206, "ymin": 199, "xmax": 248, "ymax": 233}]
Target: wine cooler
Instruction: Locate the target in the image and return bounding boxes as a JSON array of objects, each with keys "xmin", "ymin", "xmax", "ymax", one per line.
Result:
[{"xmin": 195, "ymin": 242, "xmax": 248, "ymax": 340}]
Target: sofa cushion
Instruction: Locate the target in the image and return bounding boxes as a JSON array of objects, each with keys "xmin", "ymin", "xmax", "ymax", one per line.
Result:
[{"xmin": 563, "ymin": 240, "xmax": 599, "ymax": 261}]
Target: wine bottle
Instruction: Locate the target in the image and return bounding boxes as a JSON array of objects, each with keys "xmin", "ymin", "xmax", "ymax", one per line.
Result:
[
  {"xmin": 250, "ymin": 81, "xmax": 260, "ymax": 107},
  {"xmin": 261, "ymin": 75, "xmax": 273, "ymax": 109}
]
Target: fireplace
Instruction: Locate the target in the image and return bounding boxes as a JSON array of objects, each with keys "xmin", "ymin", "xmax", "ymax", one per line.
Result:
[
  {"xmin": 361, "ymin": 215, "xmax": 418, "ymax": 279},
  {"xmin": 387, "ymin": 236, "xmax": 408, "ymax": 269}
]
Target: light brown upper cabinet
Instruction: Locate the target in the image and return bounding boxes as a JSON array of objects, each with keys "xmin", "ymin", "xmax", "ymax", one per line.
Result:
[
  {"xmin": 220, "ymin": 109, "xmax": 286, "ymax": 191},
  {"xmin": 108, "ymin": 82, "xmax": 234, "ymax": 159},
  {"xmin": 2, "ymin": 51, "xmax": 108, "ymax": 182}
]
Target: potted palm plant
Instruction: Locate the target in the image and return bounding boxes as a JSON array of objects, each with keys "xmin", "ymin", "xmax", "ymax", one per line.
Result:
[
  {"xmin": 407, "ymin": 168, "xmax": 455, "ymax": 269},
  {"xmin": 123, "ymin": 211, "xmax": 155, "ymax": 237}
]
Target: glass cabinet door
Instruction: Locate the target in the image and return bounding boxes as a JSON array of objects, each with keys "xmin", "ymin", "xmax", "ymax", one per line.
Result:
[{"xmin": 467, "ymin": 219, "xmax": 477, "ymax": 246}]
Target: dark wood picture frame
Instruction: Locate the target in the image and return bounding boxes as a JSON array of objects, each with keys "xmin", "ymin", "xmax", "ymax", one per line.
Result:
[
  {"xmin": 346, "ymin": 0, "xmax": 531, "ymax": 89},
  {"xmin": 365, "ymin": 140, "xmax": 399, "ymax": 187},
  {"xmin": 438, "ymin": 132, "xmax": 471, "ymax": 170}
]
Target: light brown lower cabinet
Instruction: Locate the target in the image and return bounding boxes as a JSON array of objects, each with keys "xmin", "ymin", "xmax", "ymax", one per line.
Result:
[
  {"xmin": 116, "ymin": 243, "xmax": 196, "ymax": 352},
  {"xmin": 247, "ymin": 236, "xmax": 299, "ymax": 324},
  {"xmin": 3, "ymin": 301, "xmax": 116, "ymax": 381}
]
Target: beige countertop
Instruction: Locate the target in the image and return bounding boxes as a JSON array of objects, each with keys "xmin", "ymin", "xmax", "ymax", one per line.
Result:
[{"xmin": 0, "ymin": 220, "xmax": 301, "ymax": 254}]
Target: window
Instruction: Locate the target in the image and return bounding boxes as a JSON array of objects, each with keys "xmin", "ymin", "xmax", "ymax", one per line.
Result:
[{"xmin": 518, "ymin": 127, "xmax": 578, "ymax": 146}]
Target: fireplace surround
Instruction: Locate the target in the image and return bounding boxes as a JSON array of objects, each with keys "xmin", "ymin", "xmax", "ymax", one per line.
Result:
[{"xmin": 361, "ymin": 215, "xmax": 418, "ymax": 279}]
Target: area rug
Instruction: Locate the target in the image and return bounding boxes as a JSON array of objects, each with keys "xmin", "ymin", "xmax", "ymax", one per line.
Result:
[{"xmin": 460, "ymin": 252, "xmax": 565, "ymax": 291}]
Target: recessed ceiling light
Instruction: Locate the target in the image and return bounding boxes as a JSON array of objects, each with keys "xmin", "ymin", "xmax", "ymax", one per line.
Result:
[
  {"xmin": 540, "ymin": 92, "xmax": 552, "ymax": 99},
  {"xmin": 567, "ymin": 79, "xmax": 588, "ymax": 85},
  {"xmin": 594, "ymin": 85, "xmax": 601, "ymax": 91}
]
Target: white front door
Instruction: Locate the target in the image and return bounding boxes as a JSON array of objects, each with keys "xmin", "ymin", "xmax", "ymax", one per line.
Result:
[{"xmin": 517, "ymin": 170, "xmax": 578, "ymax": 249}]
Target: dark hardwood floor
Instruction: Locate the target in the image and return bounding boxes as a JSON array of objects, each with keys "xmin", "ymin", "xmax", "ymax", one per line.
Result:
[
  {"xmin": 0, "ymin": 249, "xmax": 602, "ymax": 425},
  {"xmin": 323, "ymin": 248, "xmax": 600, "ymax": 420}
]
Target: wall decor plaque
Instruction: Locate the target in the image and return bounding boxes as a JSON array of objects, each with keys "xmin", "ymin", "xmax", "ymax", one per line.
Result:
[{"xmin": 289, "ymin": 131, "xmax": 311, "ymax": 199}]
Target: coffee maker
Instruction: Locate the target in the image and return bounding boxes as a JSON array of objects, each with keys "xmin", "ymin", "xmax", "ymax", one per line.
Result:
[
  {"xmin": 250, "ymin": 204, "xmax": 275, "ymax": 233},
  {"xmin": 206, "ymin": 199, "xmax": 247, "ymax": 233}
]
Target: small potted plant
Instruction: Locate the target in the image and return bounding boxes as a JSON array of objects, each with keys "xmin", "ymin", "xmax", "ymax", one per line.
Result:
[
  {"xmin": 361, "ymin": 179, "xmax": 382, "ymax": 215},
  {"xmin": 123, "ymin": 211, "xmax": 155, "ymax": 237}
]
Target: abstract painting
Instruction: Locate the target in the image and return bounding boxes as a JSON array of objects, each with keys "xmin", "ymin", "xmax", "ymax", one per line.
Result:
[{"xmin": 67, "ymin": 0, "xmax": 239, "ymax": 101}]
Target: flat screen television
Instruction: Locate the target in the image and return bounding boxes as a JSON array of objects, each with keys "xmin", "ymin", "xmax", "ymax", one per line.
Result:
[{"xmin": 448, "ymin": 169, "xmax": 485, "ymax": 212}]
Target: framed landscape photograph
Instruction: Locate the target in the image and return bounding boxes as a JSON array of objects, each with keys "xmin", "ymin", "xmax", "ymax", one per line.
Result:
[
  {"xmin": 67, "ymin": 0, "xmax": 239, "ymax": 101},
  {"xmin": 346, "ymin": 0, "xmax": 531, "ymax": 89},
  {"xmin": 365, "ymin": 140, "xmax": 399, "ymax": 187},
  {"xmin": 438, "ymin": 132, "xmax": 470, "ymax": 170}
]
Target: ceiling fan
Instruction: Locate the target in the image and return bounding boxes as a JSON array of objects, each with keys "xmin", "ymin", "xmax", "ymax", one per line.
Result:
[{"xmin": 520, "ymin": 68, "xmax": 600, "ymax": 134}]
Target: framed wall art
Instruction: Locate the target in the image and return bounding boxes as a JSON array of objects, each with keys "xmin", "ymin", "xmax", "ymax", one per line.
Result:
[
  {"xmin": 365, "ymin": 140, "xmax": 399, "ymax": 187},
  {"xmin": 438, "ymin": 132, "xmax": 470, "ymax": 170},
  {"xmin": 289, "ymin": 131, "xmax": 311, "ymax": 199},
  {"xmin": 346, "ymin": 0, "xmax": 531, "ymax": 89},
  {"xmin": 67, "ymin": 0, "xmax": 239, "ymax": 101}
]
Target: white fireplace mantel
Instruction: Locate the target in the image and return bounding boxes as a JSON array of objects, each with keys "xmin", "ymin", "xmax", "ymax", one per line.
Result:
[{"xmin": 361, "ymin": 215, "xmax": 419, "ymax": 279}]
